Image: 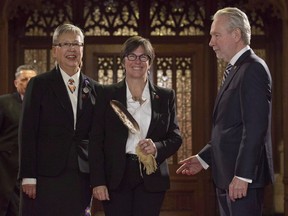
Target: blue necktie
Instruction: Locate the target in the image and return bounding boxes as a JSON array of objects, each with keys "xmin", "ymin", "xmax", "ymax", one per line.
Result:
[{"xmin": 221, "ymin": 63, "xmax": 233, "ymax": 86}]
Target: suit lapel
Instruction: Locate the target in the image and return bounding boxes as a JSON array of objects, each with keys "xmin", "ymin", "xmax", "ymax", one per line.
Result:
[
  {"xmin": 114, "ymin": 79, "xmax": 127, "ymax": 107},
  {"xmin": 213, "ymin": 49, "xmax": 253, "ymax": 119},
  {"xmin": 111, "ymin": 80, "xmax": 129, "ymax": 140},
  {"xmin": 213, "ymin": 65, "xmax": 238, "ymax": 116},
  {"xmin": 147, "ymin": 82, "xmax": 161, "ymax": 137},
  {"xmin": 12, "ymin": 92, "xmax": 22, "ymax": 104},
  {"xmin": 49, "ymin": 68, "xmax": 74, "ymax": 126},
  {"xmin": 77, "ymin": 74, "xmax": 87, "ymax": 120}
]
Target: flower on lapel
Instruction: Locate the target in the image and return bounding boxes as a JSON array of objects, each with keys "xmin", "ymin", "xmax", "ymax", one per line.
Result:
[
  {"xmin": 82, "ymin": 78, "xmax": 90, "ymax": 99},
  {"xmin": 80, "ymin": 78, "xmax": 95, "ymax": 109},
  {"xmin": 84, "ymin": 196, "xmax": 94, "ymax": 216},
  {"xmin": 84, "ymin": 206, "xmax": 91, "ymax": 216}
]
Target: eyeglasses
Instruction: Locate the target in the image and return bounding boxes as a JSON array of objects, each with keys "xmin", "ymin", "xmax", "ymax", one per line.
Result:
[
  {"xmin": 126, "ymin": 53, "xmax": 150, "ymax": 62},
  {"xmin": 53, "ymin": 42, "xmax": 84, "ymax": 49}
]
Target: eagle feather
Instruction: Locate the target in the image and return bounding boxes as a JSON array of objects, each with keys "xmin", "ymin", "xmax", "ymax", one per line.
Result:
[{"xmin": 110, "ymin": 100, "xmax": 157, "ymax": 175}]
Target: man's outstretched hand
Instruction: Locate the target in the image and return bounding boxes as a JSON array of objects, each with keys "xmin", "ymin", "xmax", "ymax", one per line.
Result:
[{"xmin": 176, "ymin": 155, "xmax": 203, "ymax": 175}]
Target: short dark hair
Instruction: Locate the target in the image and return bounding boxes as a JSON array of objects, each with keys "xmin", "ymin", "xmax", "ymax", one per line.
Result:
[{"xmin": 120, "ymin": 36, "xmax": 155, "ymax": 65}]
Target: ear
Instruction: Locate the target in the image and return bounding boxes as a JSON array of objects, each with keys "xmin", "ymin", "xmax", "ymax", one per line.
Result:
[
  {"xmin": 121, "ymin": 58, "xmax": 125, "ymax": 68},
  {"xmin": 52, "ymin": 46, "xmax": 57, "ymax": 58},
  {"xmin": 14, "ymin": 79, "xmax": 18, "ymax": 88},
  {"xmin": 232, "ymin": 28, "xmax": 241, "ymax": 42}
]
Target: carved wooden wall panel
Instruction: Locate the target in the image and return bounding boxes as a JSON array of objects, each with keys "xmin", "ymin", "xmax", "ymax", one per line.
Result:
[{"xmin": 0, "ymin": 0, "xmax": 284, "ymax": 215}]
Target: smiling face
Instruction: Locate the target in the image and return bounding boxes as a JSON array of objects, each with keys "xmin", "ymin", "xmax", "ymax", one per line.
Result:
[
  {"xmin": 123, "ymin": 45, "xmax": 151, "ymax": 81},
  {"xmin": 53, "ymin": 32, "xmax": 83, "ymax": 75}
]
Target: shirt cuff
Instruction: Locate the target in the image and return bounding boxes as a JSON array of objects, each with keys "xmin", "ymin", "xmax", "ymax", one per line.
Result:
[
  {"xmin": 196, "ymin": 154, "xmax": 209, "ymax": 170},
  {"xmin": 235, "ymin": 176, "xmax": 252, "ymax": 183},
  {"xmin": 22, "ymin": 178, "xmax": 37, "ymax": 185},
  {"xmin": 196, "ymin": 155, "xmax": 252, "ymax": 183}
]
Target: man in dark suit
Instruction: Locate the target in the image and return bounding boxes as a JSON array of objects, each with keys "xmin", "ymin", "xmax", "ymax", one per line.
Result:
[
  {"xmin": 19, "ymin": 24, "xmax": 102, "ymax": 216},
  {"xmin": 89, "ymin": 36, "xmax": 182, "ymax": 216},
  {"xmin": 176, "ymin": 7, "xmax": 274, "ymax": 216},
  {"xmin": 0, "ymin": 65, "xmax": 37, "ymax": 216}
]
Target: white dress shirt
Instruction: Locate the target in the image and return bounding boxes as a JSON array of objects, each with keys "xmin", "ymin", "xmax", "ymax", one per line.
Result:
[
  {"xmin": 60, "ymin": 68, "xmax": 80, "ymax": 129},
  {"xmin": 125, "ymin": 81, "xmax": 151, "ymax": 154}
]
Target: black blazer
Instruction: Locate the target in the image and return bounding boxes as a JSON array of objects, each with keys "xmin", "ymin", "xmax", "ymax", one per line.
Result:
[
  {"xmin": 199, "ymin": 49, "xmax": 274, "ymax": 189},
  {"xmin": 89, "ymin": 79, "xmax": 182, "ymax": 192},
  {"xmin": 19, "ymin": 67, "xmax": 102, "ymax": 178},
  {"xmin": 0, "ymin": 93, "xmax": 22, "ymax": 152},
  {"xmin": 0, "ymin": 93, "xmax": 22, "ymax": 205}
]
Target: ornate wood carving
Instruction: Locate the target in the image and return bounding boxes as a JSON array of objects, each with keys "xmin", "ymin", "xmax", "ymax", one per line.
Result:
[{"xmin": 0, "ymin": 0, "xmax": 286, "ymax": 215}]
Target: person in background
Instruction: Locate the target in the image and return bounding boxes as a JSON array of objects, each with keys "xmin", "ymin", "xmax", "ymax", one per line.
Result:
[
  {"xmin": 19, "ymin": 24, "xmax": 102, "ymax": 216},
  {"xmin": 0, "ymin": 65, "xmax": 37, "ymax": 216},
  {"xmin": 176, "ymin": 7, "xmax": 274, "ymax": 216},
  {"xmin": 89, "ymin": 35, "xmax": 182, "ymax": 216}
]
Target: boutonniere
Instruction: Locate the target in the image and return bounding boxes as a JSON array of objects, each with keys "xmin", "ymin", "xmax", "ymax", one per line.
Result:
[
  {"xmin": 80, "ymin": 78, "xmax": 95, "ymax": 109},
  {"xmin": 82, "ymin": 79, "xmax": 90, "ymax": 98}
]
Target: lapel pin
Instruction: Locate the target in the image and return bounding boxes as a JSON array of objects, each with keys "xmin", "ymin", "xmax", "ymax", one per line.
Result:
[
  {"xmin": 153, "ymin": 92, "xmax": 159, "ymax": 99},
  {"xmin": 83, "ymin": 87, "xmax": 89, "ymax": 94}
]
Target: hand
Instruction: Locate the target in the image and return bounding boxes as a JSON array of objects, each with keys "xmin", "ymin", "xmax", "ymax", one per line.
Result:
[
  {"xmin": 92, "ymin": 185, "xmax": 110, "ymax": 201},
  {"xmin": 22, "ymin": 184, "xmax": 36, "ymax": 199},
  {"xmin": 176, "ymin": 155, "xmax": 203, "ymax": 175},
  {"xmin": 138, "ymin": 139, "xmax": 157, "ymax": 156},
  {"xmin": 228, "ymin": 176, "xmax": 248, "ymax": 202}
]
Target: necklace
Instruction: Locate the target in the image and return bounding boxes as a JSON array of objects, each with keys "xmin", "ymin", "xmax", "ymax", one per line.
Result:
[{"xmin": 132, "ymin": 96, "xmax": 147, "ymax": 105}]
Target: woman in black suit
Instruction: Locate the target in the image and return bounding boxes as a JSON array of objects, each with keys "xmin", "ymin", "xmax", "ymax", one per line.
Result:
[
  {"xmin": 19, "ymin": 24, "xmax": 102, "ymax": 216},
  {"xmin": 89, "ymin": 36, "xmax": 182, "ymax": 216}
]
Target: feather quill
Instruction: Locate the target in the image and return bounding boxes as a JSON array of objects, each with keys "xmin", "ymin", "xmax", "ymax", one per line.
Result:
[
  {"xmin": 110, "ymin": 100, "xmax": 157, "ymax": 175},
  {"xmin": 110, "ymin": 100, "xmax": 140, "ymax": 134}
]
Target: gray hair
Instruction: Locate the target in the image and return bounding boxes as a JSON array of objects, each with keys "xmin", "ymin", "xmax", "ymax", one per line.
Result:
[
  {"xmin": 120, "ymin": 36, "xmax": 155, "ymax": 66},
  {"xmin": 213, "ymin": 7, "xmax": 251, "ymax": 45},
  {"xmin": 52, "ymin": 23, "xmax": 84, "ymax": 44},
  {"xmin": 15, "ymin": 64, "xmax": 37, "ymax": 78}
]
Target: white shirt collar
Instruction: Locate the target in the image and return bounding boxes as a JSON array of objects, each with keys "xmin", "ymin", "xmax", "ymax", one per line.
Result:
[
  {"xmin": 126, "ymin": 80, "xmax": 150, "ymax": 103},
  {"xmin": 229, "ymin": 45, "xmax": 250, "ymax": 66},
  {"xmin": 59, "ymin": 66, "xmax": 81, "ymax": 86}
]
